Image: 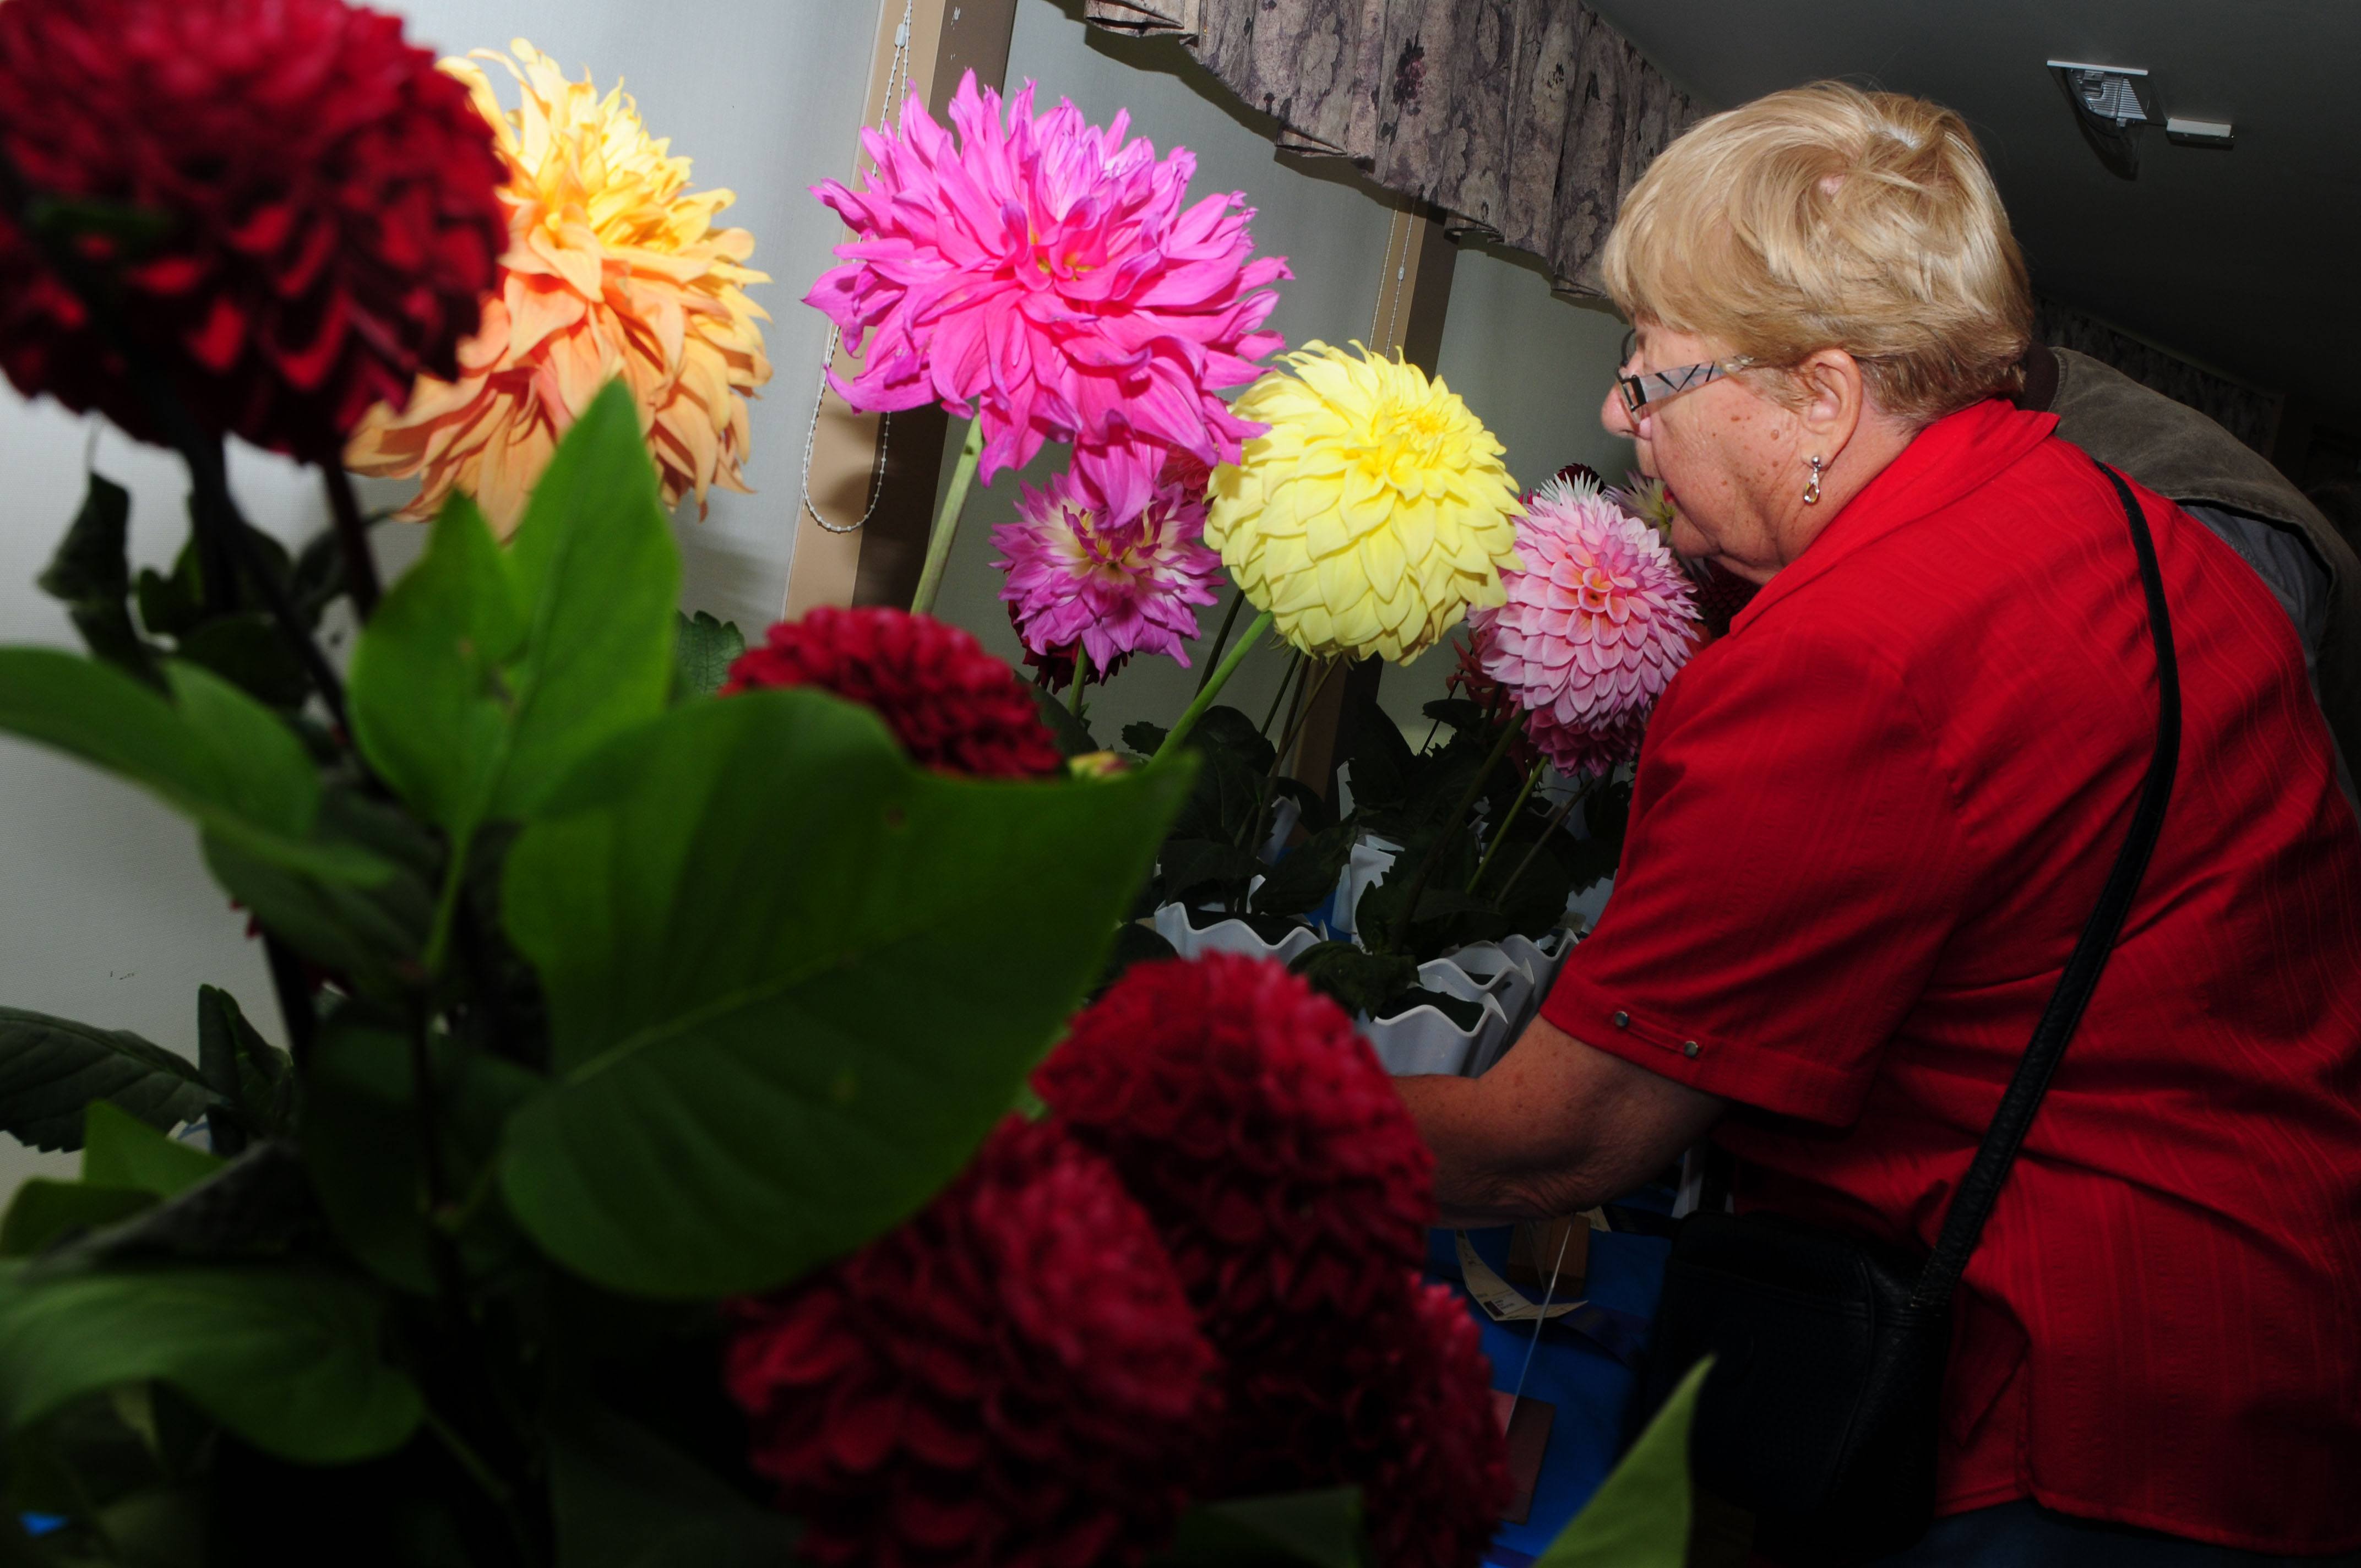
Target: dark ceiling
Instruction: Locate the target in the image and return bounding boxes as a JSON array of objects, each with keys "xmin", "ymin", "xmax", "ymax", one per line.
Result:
[{"xmin": 1584, "ymin": 0, "xmax": 2361, "ymax": 452}]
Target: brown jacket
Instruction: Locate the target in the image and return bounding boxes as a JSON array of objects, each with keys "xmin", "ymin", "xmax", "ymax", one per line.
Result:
[{"xmin": 2022, "ymin": 346, "xmax": 2361, "ymax": 803}]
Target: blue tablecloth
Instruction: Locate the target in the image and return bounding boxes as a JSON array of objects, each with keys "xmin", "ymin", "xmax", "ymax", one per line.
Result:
[{"xmin": 1421, "ymin": 1210, "xmax": 1673, "ymax": 1565}]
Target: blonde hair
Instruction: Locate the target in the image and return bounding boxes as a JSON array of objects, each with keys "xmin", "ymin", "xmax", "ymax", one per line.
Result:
[{"xmin": 1601, "ymin": 82, "xmax": 2032, "ymax": 423}]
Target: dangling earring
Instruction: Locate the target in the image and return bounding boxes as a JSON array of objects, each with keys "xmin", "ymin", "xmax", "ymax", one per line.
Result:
[{"xmin": 1803, "ymin": 455, "xmax": 1825, "ymax": 505}]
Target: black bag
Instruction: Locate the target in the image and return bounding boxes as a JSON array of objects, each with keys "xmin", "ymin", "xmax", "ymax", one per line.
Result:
[{"xmin": 1631, "ymin": 460, "xmax": 2183, "ymax": 1565}]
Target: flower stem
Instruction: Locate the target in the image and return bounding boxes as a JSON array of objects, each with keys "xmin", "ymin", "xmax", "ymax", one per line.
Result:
[
  {"xmin": 1387, "ymin": 707, "xmax": 1526, "ymax": 953},
  {"xmin": 1155, "ymin": 608, "xmax": 1274, "ymax": 763},
  {"xmin": 1069, "ymin": 646, "xmax": 1091, "ymax": 723},
  {"xmin": 1195, "ymin": 590, "xmax": 1246, "ymax": 693},
  {"xmin": 1468, "ymin": 757, "xmax": 1546, "ymax": 895},
  {"xmin": 1493, "ymin": 773, "xmax": 1598, "ymax": 909},
  {"xmin": 320, "ymin": 461, "xmax": 382, "ymax": 620},
  {"xmin": 910, "ymin": 420, "xmax": 984, "ymax": 617},
  {"xmin": 1261, "ymin": 650, "xmax": 1307, "ymax": 737}
]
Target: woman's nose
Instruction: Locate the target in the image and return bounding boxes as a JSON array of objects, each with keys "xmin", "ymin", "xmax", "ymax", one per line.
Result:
[{"xmin": 1601, "ymin": 384, "xmax": 1638, "ymax": 439}]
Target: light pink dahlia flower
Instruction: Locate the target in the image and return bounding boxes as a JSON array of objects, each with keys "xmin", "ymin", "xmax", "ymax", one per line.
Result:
[
  {"xmin": 807, "ymin": 72, "xmax": 1290, "ymax": 523},
  {"xmin": 992, "ymin": 461, "xmax": 1223, "ymax": 673},
  {"xmin": 1470, "ymin": 473, "xmax": 1700, "ymax": 776}
]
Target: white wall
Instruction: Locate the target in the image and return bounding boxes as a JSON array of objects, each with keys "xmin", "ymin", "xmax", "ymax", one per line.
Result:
[{"xmin": 0, "ymin": 0, "xmax": 1633, "ymax": 1197}]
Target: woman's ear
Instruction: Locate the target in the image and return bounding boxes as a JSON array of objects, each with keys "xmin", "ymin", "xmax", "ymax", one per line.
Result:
[{"xmin": 1794, "ymin": 347, "xmax": 1867, "ymax": 450}]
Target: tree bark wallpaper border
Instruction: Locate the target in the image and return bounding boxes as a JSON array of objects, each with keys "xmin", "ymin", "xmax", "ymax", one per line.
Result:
[{"xmin": 1082, "ymin": 0, "xmax": 1699, "ymax": 298}]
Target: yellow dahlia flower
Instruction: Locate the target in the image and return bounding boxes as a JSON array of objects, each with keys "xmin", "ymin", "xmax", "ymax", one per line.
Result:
[
  {"xmin": 1206, "ymin": 342, "xmax": 1521, "ymax": 664},
  {"xmin": 345, "ymin": 40, "xmax": 771, "ymax": 533}
]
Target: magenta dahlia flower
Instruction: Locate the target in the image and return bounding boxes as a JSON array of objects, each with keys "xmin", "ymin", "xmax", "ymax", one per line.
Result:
[
  {"xmin": 991, "ymin": 459, "xmax": 1223, "ymax": 674},
  {"xmin": 1470, "ymin": 472, "xmax": 1700, "ymax": 776},
  {"xmin": 807, "ymin": 72, "xmax": 1289, "ymax": 523}
]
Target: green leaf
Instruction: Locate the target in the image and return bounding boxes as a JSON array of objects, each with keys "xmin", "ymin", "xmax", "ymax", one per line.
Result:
[
  {"xmin": 1121, "ymin": 719, "xmax": 1168, "ymax": 758},
  {"xmin": 1027, "ymin": 682, "xmax": 1098, "ymax": 758},
  {"xmin": 304, "ymin": 1011, "xmax": 540, "ymax": 1295},
  {"xmin": 548, "ymin": 1402, "xmax": 802, "ymax": 1568},
  {"xmin": 1288, "ymin": 942, "xmax": 1418, "ymax": 1019},
  {"xmin": 497, "ymin": 688, "xmax": 1190, "ymax": 1297},
  {"xmin": 1533, "ymin": 1357, "xmax": 1709, "ymax": 1567},
  {"xmin": 174, "ymin": 615, "xmax": 313, "ymax": 710},
  {"xmin": 80, "ymin": 1103, "xmax": 219, "ymax": 1199},
  {"xmin": 195, "ymin": 987, "xmax": 293, "ymax": 1157},
  {"xmin": 0, "ymin": 1008, "xmax": 213, "ymax": 1152},
  {"xmin": 134, "ymin": 547, "xmax": 203, "ymax": 642},
  {"xmin": 1159, "ymin": 836, "xmax": 1266, "ymax": 903},
  {"xmin": 0, "ymin": 1264, "xmax": 424, "ymax": 1464},
  {"xmin": 0, "ymin": 1181, "xmax": 156, "ymax": 1258},
  {"xmin": 496, "ymin": 379, "xmax": 679, "ymax": 820},
  {"xmin": 672, "ymin": 611, "xmax": 746, "ymax": 703},
  {"xmin": 1252, "ymin": 813, "xmax": 1357, "ymax": 918},
  {"xmin": 1155, "ymin": 1487, "xmax": 1364, "ymax": 1567},
  {"xmin": 0, "ymin": 650, "xmax": 388, "ymax": 884},
  {"xmin": 347, "ymin": 493, "xmax": 527, "ymax": 840},
  {"xmin": 202, "ymin": 785, "xmax": 438, "ymax": 1002},
  {"xmin": 346, "ymin": 384, "xmax": 677, "ymax": 839},
  {"xmin": 39, "ymin": 472, "xmax": 155, "ymax": 678}
]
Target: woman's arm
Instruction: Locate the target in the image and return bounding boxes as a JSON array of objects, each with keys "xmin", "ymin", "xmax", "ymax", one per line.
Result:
[{"xmin": 1395, "ymin": 1012, "xmax": 1724, "ymax": 1226}]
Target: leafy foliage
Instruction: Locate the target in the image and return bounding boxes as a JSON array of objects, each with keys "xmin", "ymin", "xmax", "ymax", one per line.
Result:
[
  {"xmin": 3, "ymin": 372, "xmax": 1700, "ymax": 1567},
  {"xmin": 0, "ymin": 1009, "xmax": 213, "ymax": 1153},
  {"xmin": 672, "ymin": 609, "xmax": 746, "ymax": 701},
  {"xmin": 1533, "ymin": 1358, "xmax": 1709, "ymax": 1567}
]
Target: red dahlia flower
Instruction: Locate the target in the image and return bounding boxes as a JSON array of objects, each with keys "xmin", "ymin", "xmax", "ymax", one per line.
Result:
[
  {"xmin": 1034, "ymin": 953, "xmax": 1437, "ymax": 1354},
  {"xmin": 0, "ymin": 0, "xmax": 507, "ymax": 460},
  {"xmin": 1223, "ymin": 1280, "xmax": 1511, "ymax": 1568},
  {"xmin": 725, "ymin": 1118, "xmax": 1220, "ymax": 1568},
  {"xmin": 723, "ymin": 607, "xmax": 1065, "ymax": 780}
]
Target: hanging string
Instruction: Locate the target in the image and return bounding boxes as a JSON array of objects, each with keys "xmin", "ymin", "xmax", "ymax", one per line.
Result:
[
  {"xmin": 796, "ymin": 0, "xmax": 916, "ymax": 544},
  {"xmin": 1506, "ymin": 1218, "xmax": 1574, "ymax": 1419}
]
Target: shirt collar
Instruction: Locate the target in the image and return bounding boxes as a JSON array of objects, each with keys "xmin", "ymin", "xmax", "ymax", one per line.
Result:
[{"xmin": 1726, "ymin": 399, "xmax": 2060, "ymax": 637}]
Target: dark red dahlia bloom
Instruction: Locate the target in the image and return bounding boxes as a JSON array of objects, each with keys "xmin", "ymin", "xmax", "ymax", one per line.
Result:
[
  {"xmin": 725, "ymin": 1117, "xmax": 1220, "ymax": 1568},
  {"xmin": 0, "ymin": 0, "xmax": 508, "ymax": 460},
  {"xmin": 723, "ymin": 607, "xmax": 1065, "ymax": 780},
  {"xmin": 1034, "ymin": 953, "xmax": 1437, "ymax": 1354},
  {"xmin": 1222, "ymin": 1280, "xmax": 1511, "ymax": 1568}
]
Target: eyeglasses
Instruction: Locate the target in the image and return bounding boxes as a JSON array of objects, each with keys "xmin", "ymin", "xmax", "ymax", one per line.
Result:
[{"xmin": 1615, "ymin": 329, "xmax": 1753, "ymax": 418}]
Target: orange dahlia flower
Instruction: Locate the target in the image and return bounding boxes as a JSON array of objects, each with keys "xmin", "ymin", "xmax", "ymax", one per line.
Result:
[{"xmin": 345, "ymin": 40, "xmax": 771, "ymax": 533}]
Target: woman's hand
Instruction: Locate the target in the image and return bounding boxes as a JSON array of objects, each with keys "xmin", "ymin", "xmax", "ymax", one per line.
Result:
[{"xmin": 1395, "ymin": 1013, "xmax": 1724, "ymax": 1224}]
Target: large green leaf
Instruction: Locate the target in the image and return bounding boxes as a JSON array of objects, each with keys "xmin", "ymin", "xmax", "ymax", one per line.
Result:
[
  {"xmin": 497, "ymin": 689, "xmax": 1190, "ymax": 1297},
  {"xmin": 0, "ymin": 1264, "xmax": 423, "ymax": 1464},
  {"xmin": 495, "ymin": 380, "xmax": 679, "ymax": 820},
  {"xmin": 0, "ymin": 1009, "xmax": 213, "ymax": 1152},
  {"xmin": 346, "ymin": 382, "xmax": 676, "ymax": 840},
  {"xmin": 1534, "ymin": 1358, "xmax": 1710, "ymax": 1567},
  {"xmin": 0, "ymin": 651, "xmax": 385, "ymax": 883},
  {"xmin": 80, "ymin": 1102, "xmax": 219, "ymax": 1198}
]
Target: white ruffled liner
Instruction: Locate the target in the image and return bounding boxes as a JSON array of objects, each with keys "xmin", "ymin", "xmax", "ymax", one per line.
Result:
[{"xmin": 1150, "ymin": 843, "xmax": 1577, "ymax": 1079}]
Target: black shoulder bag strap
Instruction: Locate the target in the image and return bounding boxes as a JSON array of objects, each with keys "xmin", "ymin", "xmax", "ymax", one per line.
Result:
[{"xmin": 1910, "ymin": 458, "xmax": 2183, "ymax": 1312}]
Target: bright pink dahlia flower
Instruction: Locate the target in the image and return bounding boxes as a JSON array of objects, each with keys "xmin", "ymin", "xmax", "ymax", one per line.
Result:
[
  {"xmin": 808, "ymin": 72, "xmax": 1289, "ymax": 523},
  {"xmin": 1470, "ymin": 472, "xmax": 1700, "ymax": 776},
  {"xmin": 991, "ymin": 459, "xmax": 1223, "ymax": 674}
]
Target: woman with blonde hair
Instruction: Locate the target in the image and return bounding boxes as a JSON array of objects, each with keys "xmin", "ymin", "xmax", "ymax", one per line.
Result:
[{"xmin": 1398, "ymin": 84, "xmax": 2361, "ymax": 1564}]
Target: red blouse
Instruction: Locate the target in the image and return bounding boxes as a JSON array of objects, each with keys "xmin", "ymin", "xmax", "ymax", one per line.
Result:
[{"xmin": 1542, "ymin": 400, "xmax": 2361, "ymax": 1552}]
